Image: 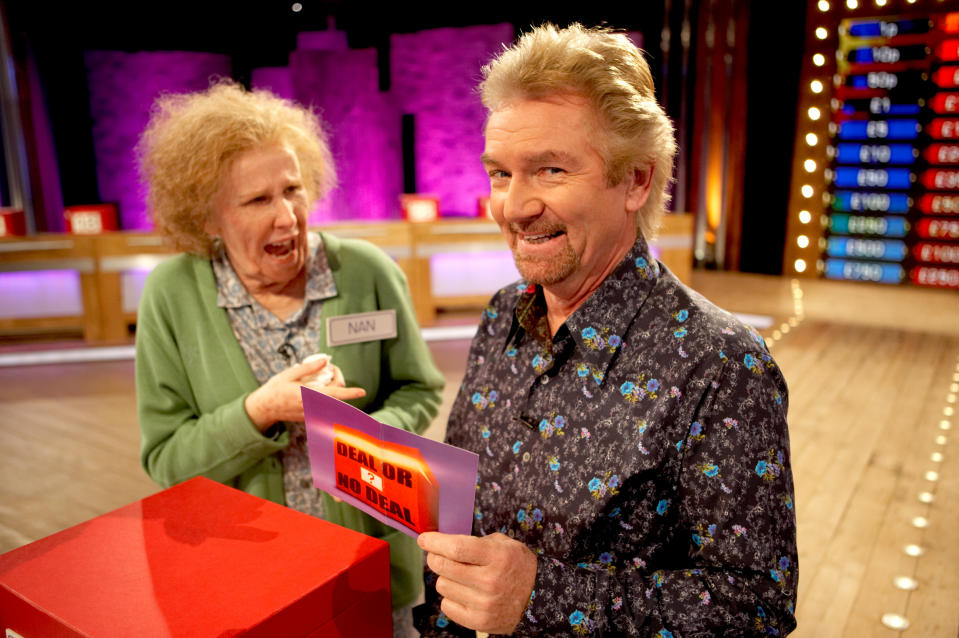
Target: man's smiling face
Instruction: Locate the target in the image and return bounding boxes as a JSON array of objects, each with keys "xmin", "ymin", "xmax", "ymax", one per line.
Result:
[{"xmin": 482, "ymin": 94, "xmax": 649, "ymax": 298}]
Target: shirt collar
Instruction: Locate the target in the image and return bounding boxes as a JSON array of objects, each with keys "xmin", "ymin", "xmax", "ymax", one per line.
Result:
[
  {"xmin": 509, "ymin": 236, "xmax": 660, "ymax": 386},
  {"xmin": 212, "ymin": 232, "xmax": 338, "ymax": 309}
]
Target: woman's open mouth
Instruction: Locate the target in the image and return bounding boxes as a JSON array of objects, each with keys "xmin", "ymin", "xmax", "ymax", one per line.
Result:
[{"xmin": 264, "ymin": 239, "xmax": 295, "ymax": 257}]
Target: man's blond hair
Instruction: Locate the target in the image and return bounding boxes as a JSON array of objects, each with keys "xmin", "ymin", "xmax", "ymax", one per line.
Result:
[{"xmin": 480, "ymin": 23, "xmax": 677, "ymax": 237}]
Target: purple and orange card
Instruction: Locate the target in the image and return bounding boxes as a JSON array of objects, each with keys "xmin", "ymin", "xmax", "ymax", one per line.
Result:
[{"xmin": 302, "ymin": 387, "xmax": 478, "ymax": 538}]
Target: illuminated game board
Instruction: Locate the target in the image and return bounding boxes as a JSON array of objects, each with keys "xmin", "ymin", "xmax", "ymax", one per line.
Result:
[{"xmin": 786, "ymin": 1, "xmax": 959, "ymax": 288}]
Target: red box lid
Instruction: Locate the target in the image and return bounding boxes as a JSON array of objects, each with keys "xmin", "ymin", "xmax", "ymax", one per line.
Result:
[
  {"xmin": 0, "ymin": 477, "xmax": 391, "ymax": 637},
  {"xmin": 63, "ymin": 204, "xmax": 118, "ymax": 234}
]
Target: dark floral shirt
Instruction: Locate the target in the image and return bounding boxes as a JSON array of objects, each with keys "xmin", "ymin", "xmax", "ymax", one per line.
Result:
[{"xmin": 416, "ymin": 238, "xmax": 797, "ymax": 637}]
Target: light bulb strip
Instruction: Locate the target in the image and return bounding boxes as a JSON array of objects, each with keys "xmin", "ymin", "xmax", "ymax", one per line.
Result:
[
  {"xmin": 882, "ymin": 351, "xmax": 959, "ymax": 631},
  {"xmin": 761, "ymin": 279, "xmax": 806, "ymax": 350},
  {"xmin": 784, "ymin": 1, "xmax": 836, "ymax": 278}
]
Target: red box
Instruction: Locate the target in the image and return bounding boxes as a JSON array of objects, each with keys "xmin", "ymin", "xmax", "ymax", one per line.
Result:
[
  {"xmin": 477, "ymin": 196, "xmax": 493, "ymax": 219},
  {"xmin": 400, "ymin": 194, "xmax": 440, "ymax": 223},
  {"xmin": 0, "ymin": 477, "xmax": 391, "ymax": 637},
  {"xmin": 64, "ymin": 204, "xmax": 118, "ymax": 234},
  {"xmin": 0, "ymin": 209, "xmax": 26, "ymax": 237}
]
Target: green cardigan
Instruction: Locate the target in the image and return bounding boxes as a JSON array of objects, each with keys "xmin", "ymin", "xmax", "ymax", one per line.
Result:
[{"xmin": 135, "ymin": 232, "xmax": 445, "ymax": 610}]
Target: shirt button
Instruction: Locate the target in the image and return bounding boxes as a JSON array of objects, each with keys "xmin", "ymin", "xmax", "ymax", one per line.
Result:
[
  {"xmin": 540, "ymin": 376, "xmax": 549, "ymax": 385},
  {"xmin": 522, "ymin": 451, "xmax": 531, "ymax": 463}
]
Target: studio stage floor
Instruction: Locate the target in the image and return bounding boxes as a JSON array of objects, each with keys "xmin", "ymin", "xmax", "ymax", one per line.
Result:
[{"xmin": 1, "ymin": 270, "xmax": 957, "ymax": 637}]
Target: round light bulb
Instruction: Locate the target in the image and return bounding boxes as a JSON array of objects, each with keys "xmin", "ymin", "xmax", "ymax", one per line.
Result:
[
  {"xmin": 881, "ymin": 613, "xmax": 910, "ymax": 630},
  {"xmin": 801, "ymin": 185, "xmax": 814, "ymax": 198},
  {"xmin": 813, "ymin": 53, "xmax": 826, "ymax": 67},
  {"xmin": 794, "ymin": 259, "xmax": 807, "ymax": 273},
  {"xmin": 893, "ymin": 576, "xmax": 918, "ymax": 591},
  {"xmin": 816, "ymin": 27, "xmax": 829, "ymax": 39},
  {"xmin": 808, "ymin": 106, "xmax": 822, "ymax": 120},
  {"xmin": 799, "ymin": 210, "xmax": 812, "ymax": 224},
  {"xmin": 806, "ymin": 133, "xmax": 819, "ymax": 146},
  {"xmin": 811, "ymin": 79, "xmax": 824, "ymax": 93},
  {"xmin": 797, "ymin": 235, "xmax": 810, "ymax": 248}
]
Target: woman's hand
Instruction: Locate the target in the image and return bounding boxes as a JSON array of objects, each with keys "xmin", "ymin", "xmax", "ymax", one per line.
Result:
[{"xmin": 244, "ymin": 357, "xmax": 366, "ymax": 432}]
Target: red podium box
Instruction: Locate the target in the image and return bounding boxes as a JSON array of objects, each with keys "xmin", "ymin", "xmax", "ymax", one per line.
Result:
[
  {"xmin": 0, "ymin": 477, "xmax": 391, "ymax": 637},
  {"xmin": 400, "ymin": 194, "xmax": 440, "ymax": 223},
  {"xmin": 477, "ymin": 196, "xmax": 492, "ymax": 219},
  {"xmin": 64, "ymin": 204, "xmax": 118, "ymax": 234},
  {"xmin": 0, "ymin": 209, "xmax": 26, "ymax": 237}
]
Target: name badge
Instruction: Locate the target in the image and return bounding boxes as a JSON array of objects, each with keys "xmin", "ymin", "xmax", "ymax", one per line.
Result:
[{"xmin": 326, "ymin": 309, "xmax": 397, "ymax": 346}]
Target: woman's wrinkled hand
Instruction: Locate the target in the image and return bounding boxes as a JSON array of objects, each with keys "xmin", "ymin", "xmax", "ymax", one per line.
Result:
[{"xmin": 244, "ymin": 356, "xmax": 366, "ymax": 431}]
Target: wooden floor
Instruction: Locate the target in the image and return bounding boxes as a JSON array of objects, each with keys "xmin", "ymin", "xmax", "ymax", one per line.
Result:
[{"xmin": 1, "ymin": 271, "xmax": 958, "ymax": 637}]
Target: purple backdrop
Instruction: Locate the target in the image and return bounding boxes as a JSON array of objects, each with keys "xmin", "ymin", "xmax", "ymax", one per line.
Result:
[
  {"xmin": 391, "ymin": 24, "xmax": 512, "ymax": 216},
  {"xmin": 250, "ymin": 67, "xmax": 295, "ymax": 102},
  {"xmin": 83, "ymin": 25, "xmax": 512, "ymax": 228},
  {"xmin": 291, "ymin": 47, "xmax": 402, "ymax": 223},
  {"xmin": 84, "ymin": 51, "xmax": 232, "ymax": 230}
]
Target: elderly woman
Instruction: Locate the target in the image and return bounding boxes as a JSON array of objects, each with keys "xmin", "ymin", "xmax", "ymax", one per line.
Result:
[{"xmin": 135, "ymin": 81, "xmax": 444, "ymax": 637}]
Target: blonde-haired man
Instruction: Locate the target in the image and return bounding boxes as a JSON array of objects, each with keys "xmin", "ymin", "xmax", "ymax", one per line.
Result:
[{"xmin": 415, "ymin": 24, "xmax": 797, "ymax": 637}]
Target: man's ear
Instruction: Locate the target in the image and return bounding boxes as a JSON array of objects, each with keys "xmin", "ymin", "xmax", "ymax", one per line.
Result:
[{"xmin": 625, "ymin": 164, "xmax": 654, "ymax": 213}]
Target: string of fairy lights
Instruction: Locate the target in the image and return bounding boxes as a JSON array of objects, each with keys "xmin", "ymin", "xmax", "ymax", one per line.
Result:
[
  {"xmin": 760, "ymin": 274, "xmax": 956, "ymax": 632},
  {"xmin": 879, "ymin": 353, "xmax": 957, "ymax": 631},
  {"xmin": 788, "ymin": 0, "xmax": 848, "ymax": 278},
  {"xmin": 759, "ymin": 279, "xmax": 805, "ymax": 350}
]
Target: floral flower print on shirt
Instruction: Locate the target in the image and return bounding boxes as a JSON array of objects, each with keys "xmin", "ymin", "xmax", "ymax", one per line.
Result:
[{"xmin": 420, "ymin": 238, "xmax": 797, "ymax": 637}]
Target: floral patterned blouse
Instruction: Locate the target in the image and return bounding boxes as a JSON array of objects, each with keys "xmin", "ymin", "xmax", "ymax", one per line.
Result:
[
  {"xmin": 212, "ymin": 232, "xmax": 337, "ymax": 518},
  {"xmin": 416, "ymin": 238, "xmax": 798, "ymax": 637}
]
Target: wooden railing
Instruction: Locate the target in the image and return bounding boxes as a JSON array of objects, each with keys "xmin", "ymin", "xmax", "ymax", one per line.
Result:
[{"xmin": 0, "ymin": 215, "xmax": 694, "ymax": 342}]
